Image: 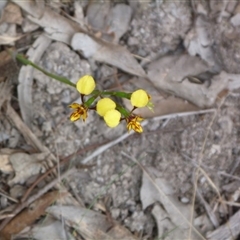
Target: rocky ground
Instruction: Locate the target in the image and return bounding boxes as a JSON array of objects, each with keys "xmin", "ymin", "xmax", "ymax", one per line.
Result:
[{"xmin": 1, "ymin": 1, "xmax": 240, "ymax": 240}]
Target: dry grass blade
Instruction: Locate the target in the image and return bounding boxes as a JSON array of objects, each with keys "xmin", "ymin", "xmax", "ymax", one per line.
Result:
[
  {"xmin": 196, "ymin": 188, "xmax": 219, "ymax": 228},
  {"xmin": 189, "ymin": 96, "xmax": 227, "ymax": 239}
]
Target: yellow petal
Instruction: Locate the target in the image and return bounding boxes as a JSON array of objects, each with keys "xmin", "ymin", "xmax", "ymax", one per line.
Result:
[
  {"xmin": 69, "ymin": 103, "xmax": 81, "ymax": 109},
  {"xmin": 76, "ymin": 75, "xmax": 96, "ymax": 95},
  {"xmin": 70, "ymin": 111, "xmax": 81, "ymax": 121},
  {"xmin": 104, "ymin": 109, "xmax": 121, "ymax": 128},
  {"xmin": 96, "ymin": 98, "xmax": 116, "ymax": 117},
  {"xmin": 130, "ymin": 89, "xmax": 149, "ymax": 108}
]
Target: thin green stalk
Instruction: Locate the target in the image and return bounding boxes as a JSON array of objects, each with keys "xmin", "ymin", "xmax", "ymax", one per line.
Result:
[
  {"xmin": 101, "ymin": 91, "xmax": 132, "ymax": 99},
  {"xmin": 116, "ymin": 104, "xmax": 130, "ymax": 118},
  {"xmin": 10, "ymin": 51, "xmax": 76, "ymax": 88}
]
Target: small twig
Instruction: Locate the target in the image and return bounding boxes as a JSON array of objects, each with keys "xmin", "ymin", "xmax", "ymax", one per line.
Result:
[
  {"xmin": 5, "ymin": 104, "xmax": 51, "ymax": 153},
  {"xmin": 0, "ymin": 191, "xmax": 18, "ymax": 204},
  {"xmin": 189, "ymin": 97, "xmax": 227, "ymax": 239},
  {"xmin": 81, "ymin": 109, "xmax": 216, "ymax": 164},
  {"xmin": 0, "ymin": 214, "xmax": 15, "ymax": 220},
  {"xmin": 221, "ymin": 201, "xmax": 240, "ymax": 208},
  {"xmin": 195, "ymin": 185, "xmax": 219, "ymax": 228}
]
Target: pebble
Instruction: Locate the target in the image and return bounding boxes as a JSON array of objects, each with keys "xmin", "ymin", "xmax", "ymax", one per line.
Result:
[{"xmin": 180, "ymin": 197, "xmax": 190, "ymax": 203}]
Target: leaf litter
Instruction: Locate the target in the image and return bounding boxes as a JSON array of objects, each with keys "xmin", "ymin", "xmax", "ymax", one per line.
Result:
[{"xmin": 1, "ymin": 1, "xmax": 240, "ymax": 240}]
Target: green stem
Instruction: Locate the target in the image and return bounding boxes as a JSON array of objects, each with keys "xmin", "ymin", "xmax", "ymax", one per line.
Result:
[
  {"xmin": 101, "ymin": 91, "xmax": 132, "ymax": 99},
  {"xmin": 84, "ymin": 94, "xmax": 100, "ymax": 108},
  {"xmin": 11, "ymin": 51, "xmax": 76, "ymax": 88},
  {"xmin": 116, "ymin": 104, "xmax": 130, "ymax": 118}
]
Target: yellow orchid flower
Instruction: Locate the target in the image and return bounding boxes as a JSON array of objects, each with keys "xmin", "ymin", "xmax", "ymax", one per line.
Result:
[
  {"xmin": 69, "ymin": 103, "xmax": 88, "ymax": 122},
  {"xmin": 126, "ymin": 115, "xmax": 143, "ymax": 133}
]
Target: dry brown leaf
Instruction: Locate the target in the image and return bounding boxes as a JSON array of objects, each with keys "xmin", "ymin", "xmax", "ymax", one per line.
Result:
[
  {"xmin": 71, "ymin": 32, "xmax": 146, "ymax": 77},
  {"xmin": 1, "ymin": 3, "xmax": 23, "ymax": 25},
  {"xmin": 13, "ymin": 1, "xmax": 79, "ymax": 44},
  {"xmin": 47, "ymin": 205, "xmax": 113, "ymax": 240},
  {"xmin": 17, "ymin": 217, "xmax": 68, "ymax": 240},
  {"xmin": 0, "ymin": 191, "xmax": 60, "ymax": 240},
  {"xmin": 11, "ymin": 0, "xmax": 45, "ymax": 19},
  {"xmin": 108, "ymin": 224, "xmax": 138, "ymax": 240},
  {"xmin": 147, "ymin": 54, "xmax": 228, "ymax": 108},
  {"xmin": 47, "ymin": 205, "xmax": 137, "ymax": 240},
  {"xmin": 8, "ymin": 152, "xmax": 48, "ymax": 186}
]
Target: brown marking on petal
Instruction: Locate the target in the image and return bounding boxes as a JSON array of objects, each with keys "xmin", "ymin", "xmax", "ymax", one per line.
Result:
[{"xmin": 70, "ymin": 111, "xmax": 81, "ymax": 121}]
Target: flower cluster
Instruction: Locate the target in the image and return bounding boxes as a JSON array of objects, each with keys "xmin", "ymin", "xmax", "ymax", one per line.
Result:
[{"xmin": 69, "ymin": 75, "xmax": 152, "ymax": 133}]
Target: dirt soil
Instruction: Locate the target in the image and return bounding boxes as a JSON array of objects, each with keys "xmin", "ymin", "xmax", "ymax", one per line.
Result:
[{"xmin": 1, "ymin": 1, "xmax": 240, "ymax": 240}]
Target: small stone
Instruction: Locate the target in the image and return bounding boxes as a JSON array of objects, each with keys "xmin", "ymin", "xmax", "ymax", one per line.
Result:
[{"xmin": 180, "ymin": 197, "xmax": 190, "ymax": 203}]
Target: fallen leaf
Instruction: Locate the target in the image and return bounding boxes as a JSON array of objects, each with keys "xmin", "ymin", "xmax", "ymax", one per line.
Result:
[
  {"xmin": 17, "ymin": 217, "xmax": 68, "ymax": 240},
  {"xmin": 8, "ymin": 152, "xmax": 48, "ymax": 186},
  {"xmin": 0, "ymin": 191, "xmax": 60, "ymax": 240},
  {"xmin": 47, "ymin": 205, "xmax": 137, "ymax": 240},
  {"xmin": 71, "ymin": 32, "xmax": 146, "ymax": 77},
  {"xmin": 1, "ymin": 3, "xmax": 23, "ymax": 25},
  {"xmin": 47, "ymin": 205, "xmax": 113, "ymax": 240},
  {"xmin": 12, "ymin": 1, "xmax": 79, "ymax": 44},
  {"xmin": 147, "ymin": 54, "xmax": 228, "ymax": 107}
]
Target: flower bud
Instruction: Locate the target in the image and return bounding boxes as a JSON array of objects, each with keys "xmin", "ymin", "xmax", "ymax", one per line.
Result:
[
  {"xmin": 96, "ymin": 98, "xmax": 116, "ymax": 116},
  {"xmin": 103, "ymin": 109, "xmax": 121, "ymax": 128},
  {"xmin": 130, "ymin": 89, "xmax": 149, "ymax": 108},
  {"xmin": 76, "ymin": 75, "xmax": 96, "ymax": 95}
]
